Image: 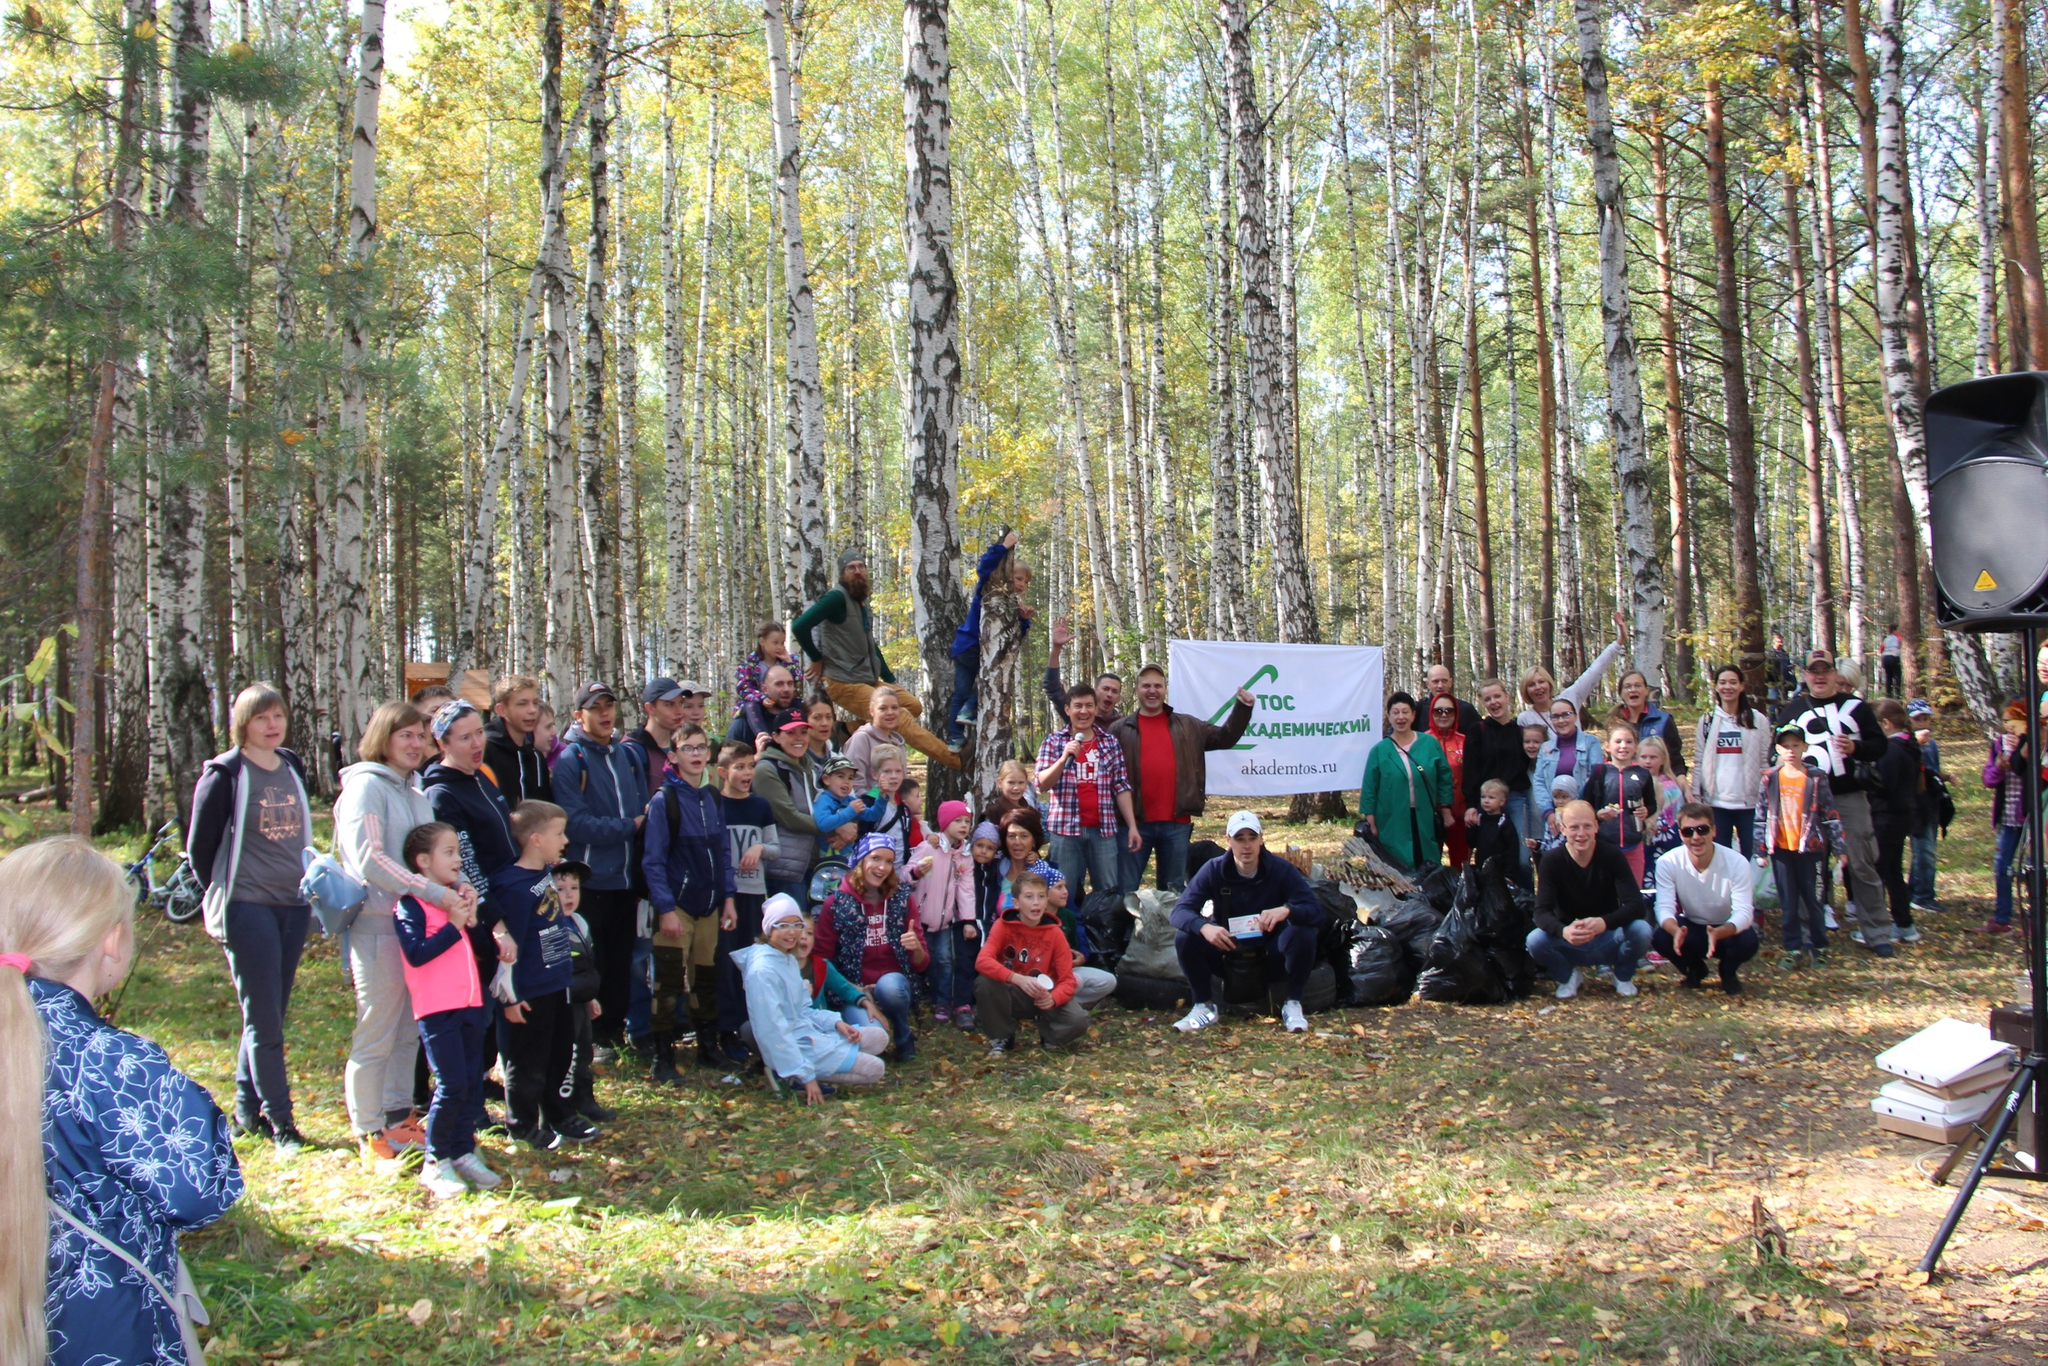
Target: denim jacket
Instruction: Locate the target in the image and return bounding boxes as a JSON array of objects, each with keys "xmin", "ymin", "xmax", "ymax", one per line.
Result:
[{"xmin": 1533, "ymin": 732, "xmax": 1604, "ymax": 824}]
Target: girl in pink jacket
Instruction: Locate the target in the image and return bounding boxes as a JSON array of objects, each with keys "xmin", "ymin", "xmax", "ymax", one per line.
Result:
[
  {"xmin": 393, "ymin": 823, "xmax": 500, "ymax": 1197},
  {"xmin": 907, "ymin": 801, "xmax": 979, "ymax": 1024}
]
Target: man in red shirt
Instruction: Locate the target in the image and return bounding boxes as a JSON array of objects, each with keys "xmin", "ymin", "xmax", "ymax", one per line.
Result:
[{"xmin": 1109, "ymin": 667, "xmax": 1257, "ymax": 893}]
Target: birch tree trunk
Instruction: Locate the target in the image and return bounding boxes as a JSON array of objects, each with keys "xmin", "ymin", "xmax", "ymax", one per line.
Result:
[
  {"xmin": 332, "ymin": 0, "xmax": 384, "ymax": 746},
  {"xmin": 1872, "ymin": 0, "xmax": 1998, "ymax": 727},
  {"xmin": 613, "ymin": 85, "xmax": 643, "ymax": 678},
  {"xmin": 1804, "ymin": 0, "xmax": 1867, "ymax": 660},
  {"xmin": 447, "ymin": 271, "xmax": 542, "ymax": 683},
  {"xmin": 1571, "ymin": 0, "xmax": 1664, "ymax": 685},
  {"xmin": 76, "ymin": 0, "xmax": 154, "ymax": 832},
  {"xmin": 224, "ymin": 31, "xmax": 255, "ymax": 684},
  {"xmin": 1219, "ymin": 0, "xmax": 1317, "ymax": 645},
  {"xmin": 973, "ymin": 546, "xmax": 1024, "ymax": 801},
  {"xmin": 577, "ymin": 0, "xmax": 617, "ymax": 684},
  {"xmin": 764, "ymin": 0, "xmax": 830, "ymax": 606},
  {"xmin": 1512, "ymin": 12, "xmax": 1558, "ymax": 670},
  {"xmin": 905, "ymin": 0, "xmax": 967, "ymax": 773},
  {"xmin": 1782, "ymin": 155, "xmax": 1835, "ymax": 655},
  {"xmin": 541, "ymin": 0, "xmax": 580, "ymax": 704},
  {"xmin": 159, "ymin": 0, "xmax": 218, "ymax": 826},
  {"xmin": 676, "ymin": 103, "xmax": 718, "ymax": 674},
  {"xmin": 1203, "ymin": 153, "xmax": 1246, "ymax": 638}
]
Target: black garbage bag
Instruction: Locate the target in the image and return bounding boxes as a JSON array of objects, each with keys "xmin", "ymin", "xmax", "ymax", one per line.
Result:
[
  {"xmin": 1309, "ymin": 879, "xmax": 1364, "ymax": 1004},
  {"xmin": 1414, "ymin": 957, "xmax": 1506, "ymax": 1004},
  {"xmin": 1189, "ymin": 840, "xmax": 1227, "ymax": 879},
  {"xmin": 1427, "ymin": 903, "xmax": 1480, "ymax": 971},
  {"xmin": 1350, "ymin": 821, "xmax": 1417, "ymax": 875},
  {"xmin": 1371, "ymin": 897, "xmax": 1443, "ymax": 971},
  {"xmin": 1078, "ymin": 890, "xmax": 1129, "ymax": 969},
  {"xmin": 1348, "ymin": 925, "xmax": 1412, "ymax": 1006},
  {"xmin": 1474, "ymin": 860, "xmax": 1534, "ymax": 947},
  {"xmin": 1414, "ymin": 864, "xmax": 1459, "ymax": 914},
  {"xmin": 1486, "ymin": 941, "xmax": 1537, "ymax": 999}
]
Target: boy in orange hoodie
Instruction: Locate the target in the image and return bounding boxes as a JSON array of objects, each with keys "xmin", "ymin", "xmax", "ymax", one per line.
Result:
[{"xmin": 974, "ymin": 870, "xmax": 1091, "ymax": 1056}]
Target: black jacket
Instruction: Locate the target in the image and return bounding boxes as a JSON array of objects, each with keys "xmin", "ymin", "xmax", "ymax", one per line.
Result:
[
  {"xmin": 1772, "ymin": 692, "xmax": 1886, "ymax": 794},
  {"xmin": 188, "ymin": 747, "xmax": 309, "ymax": 891},
  {"xmin": 1870, "ymin": 732, "xmax": 1923, "ymax": 839},
  {"xmin": 1465, "ymin": 715, "xmax": 1532, "ymax": 808},
  {"xmin": 482, "ymin": 715, "xmax": 552, "ymax": 807},
  {"xmin": 422, "ymin": 760, "xmax": 519, "ymax": 882}
]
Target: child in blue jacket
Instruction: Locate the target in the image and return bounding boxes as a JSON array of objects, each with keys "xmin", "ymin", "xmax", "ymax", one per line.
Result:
[{"xmin": 642, "ymin": 725, "xmax": 738, "ymax": 1076}]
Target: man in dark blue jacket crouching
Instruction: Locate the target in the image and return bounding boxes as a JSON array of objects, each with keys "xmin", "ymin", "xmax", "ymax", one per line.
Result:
[{"xmin": 1169, "ymin": 811, "xmax": 1324, "ymax": 1036}]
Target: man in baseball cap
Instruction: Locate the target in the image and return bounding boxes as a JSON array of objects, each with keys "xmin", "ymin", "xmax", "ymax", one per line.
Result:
[
  {"xmin": 555, "ymin": 681, "xmax": 651, "ymax": 1054},
  {"xmin": 628, "ymin": 679, "xmax": 689, "ymax": 791},
  {"xmin": 1167, "ymin": 810, "xmax": 1325, "ymax": 1035}
]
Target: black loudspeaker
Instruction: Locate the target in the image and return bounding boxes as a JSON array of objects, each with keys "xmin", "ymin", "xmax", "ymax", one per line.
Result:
[{"xmin": 1927, "ymin": 372, "xmax": 2048, "ymax": 631}]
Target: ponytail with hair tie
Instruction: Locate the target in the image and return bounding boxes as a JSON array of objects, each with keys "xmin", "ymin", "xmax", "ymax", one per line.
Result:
[{"xmin": 0, "ymin": 953, "xmax": 30, "ymax": 974}]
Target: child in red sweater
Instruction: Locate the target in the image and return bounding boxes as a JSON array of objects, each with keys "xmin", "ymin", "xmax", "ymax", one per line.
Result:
[{"xmin": 974, "ymin": 871, "xmax": 1092, "ymax": 1056}]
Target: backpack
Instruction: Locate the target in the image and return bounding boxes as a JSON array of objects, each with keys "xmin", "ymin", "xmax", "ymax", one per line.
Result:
[
  {"xmin": 299, "ymin": 846, "xmax": 368, "ymax": 937},
  {"xmin": 1925, "ymin": 768, "xmax": 1956, "ymax": 837}
]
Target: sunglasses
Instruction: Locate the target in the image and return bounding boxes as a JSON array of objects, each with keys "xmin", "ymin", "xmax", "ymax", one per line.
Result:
[{"xmin": 1678, "ymin": 824, "xmax": 1713, "ymax": 838}]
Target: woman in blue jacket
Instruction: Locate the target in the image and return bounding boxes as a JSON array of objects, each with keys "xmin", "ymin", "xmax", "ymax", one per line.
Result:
[{"xmin": 4, "ymin": 838, "xmax": 242, "ymax": 1366}]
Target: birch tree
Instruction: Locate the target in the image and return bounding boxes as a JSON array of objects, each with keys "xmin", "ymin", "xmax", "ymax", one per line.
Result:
[
  {"xmin": 159, "ymin": 0, "xmax": 219, "ymax": 822},
  {"xmin": 1219, "ymin": 0, "xmax": 1317, "ymax": 645},
  {"xmin": 577, "ymin": 0, "xmax": 618, "ymax": 683},
  {"xmin": 332, "ymin": 0, "xmax": 385, "ymax": 744},
  {"xmin": 542, "ymin": 0, "xmax": 581, "ymax": 704},
  {"xmin": 905, "ymin": 0, "xmax": 967, "ymax": 767},
  {"xmin": 764, "ymin": 0, "xmax": 829, "ymax": 608},
  {"xmin": 973, "ymin": 545, "xmax": 1025, "ymax": 800},
  {"xmin": 1871, "ymin": 0, "xmax": 1997, "ymax": 726},
  {"xmin": 1571, "ymin": 0, "xmax": 1664, "ymax": 685}
]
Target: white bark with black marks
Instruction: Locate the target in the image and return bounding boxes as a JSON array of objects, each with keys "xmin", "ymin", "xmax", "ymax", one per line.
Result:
[{"xmin": 1571, "ymin": 0, "xmax": 1665, "ymax": 686}]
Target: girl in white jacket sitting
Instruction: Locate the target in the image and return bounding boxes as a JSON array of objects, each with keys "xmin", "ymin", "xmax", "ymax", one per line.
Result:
[{"xmin": 736, "ymin": 896, "xmax": 889, "ymax": 1104}]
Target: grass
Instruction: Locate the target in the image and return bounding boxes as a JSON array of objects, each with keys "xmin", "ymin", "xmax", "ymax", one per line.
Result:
[{"xmin": 11, "ymin": 713, "xmax": 2044, "ymax": 1364}]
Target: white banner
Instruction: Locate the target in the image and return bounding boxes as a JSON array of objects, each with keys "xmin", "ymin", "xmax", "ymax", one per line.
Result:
[{"xmin": 1164, "ymin": 639, "xmax": 1384, "ymax": 797}]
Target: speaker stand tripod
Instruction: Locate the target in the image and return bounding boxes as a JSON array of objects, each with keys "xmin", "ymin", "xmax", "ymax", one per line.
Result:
[{"xmin": 1917, "ymin": 626, "xmax": 2048, "ymax": 1276}]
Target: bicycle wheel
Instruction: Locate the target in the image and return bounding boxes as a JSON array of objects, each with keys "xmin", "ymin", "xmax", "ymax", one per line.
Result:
[{"xmin": 161, "ymin": 868, "xmax": 205, "ymax": 924}]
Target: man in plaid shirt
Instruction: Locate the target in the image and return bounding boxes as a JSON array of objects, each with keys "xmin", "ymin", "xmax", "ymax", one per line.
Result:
[{"xmin": 1035, "ymin": 682, "xmax": 1141, "ymax": 902}]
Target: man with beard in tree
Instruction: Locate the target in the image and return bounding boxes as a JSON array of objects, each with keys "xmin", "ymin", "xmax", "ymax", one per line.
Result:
[{"xmin": 794, "ymin": 549, "xmax": 962, "ymax": 771}]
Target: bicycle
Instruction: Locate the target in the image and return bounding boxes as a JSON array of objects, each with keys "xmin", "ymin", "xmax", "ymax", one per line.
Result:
[{"xmin": 126, "ymin": 822, "xmax": 204, "ymax": 925}]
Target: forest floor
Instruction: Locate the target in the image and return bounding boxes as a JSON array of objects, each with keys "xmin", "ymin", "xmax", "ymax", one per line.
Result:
[{"xmin": 15, "ymin": 713, "xmax": 2048, "ymax": 1365}]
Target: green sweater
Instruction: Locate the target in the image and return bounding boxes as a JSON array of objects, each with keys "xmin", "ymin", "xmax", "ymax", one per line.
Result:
[
  {"xmin": 792, "ymin": 589, "xmax": 895, "ymax": 686},
  {"xmin": 1358, "ymin": 732, "xmax": 1453, "ymax": 873}
]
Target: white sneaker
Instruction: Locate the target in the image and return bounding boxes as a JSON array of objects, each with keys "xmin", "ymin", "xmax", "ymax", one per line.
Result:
[
  {"xmin": 1280, "ymin": 1000, "xmax": 1307, "ymax": 1032},
  {"xmin": 1173, "ymin": 1002, "xmax": 1220, "ymax": 1033},
  {"xmin": 419, "ymin": 1159, "xmax": 469, "ymax": 1199},
  {"xmin": 1849, "ymin": 927, "xmax": 1865, "ymax": 945},
  {"xmin": 450, "ymin": 1153, "xmax": 502, "ymax": 1189},
  {"xmin": 1824, "ymin": 907, "xmax": 1840, "ymax": 930},
  {"xmin": 1554, "ymin": 969, "xmax": 1584, "ymax": 1001},
  {"xmin": 1613, "ymin": 979, "xmax": 1639, "ymax": 998}
]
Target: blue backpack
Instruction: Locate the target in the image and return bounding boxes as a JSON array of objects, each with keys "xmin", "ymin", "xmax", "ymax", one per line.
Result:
[{"xmin": 300, "ymin": 846, "xmax": 368, "ymax": 937}]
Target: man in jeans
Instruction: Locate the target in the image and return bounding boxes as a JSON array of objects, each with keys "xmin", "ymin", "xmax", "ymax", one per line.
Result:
[
  {"xmin": 1528, "ymin": 800, "xmax": 1654, "ymax": 1000},
  {"xmin": 1109, "ymin": 666, "xmax": 1256, "ymax": 893},
  {"xmin": 1773, "ymin": 654, "xmax": 1898, "ymax": 958},
  {"xmin": 1034, "ymin": 682, "xmax": 1140, "ymax": 901}
]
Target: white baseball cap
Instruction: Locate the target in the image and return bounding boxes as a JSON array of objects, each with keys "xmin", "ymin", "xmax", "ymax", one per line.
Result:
[{"xmin": 1225, "ymin": 810, "xmax": 1263, "ymax": 837}]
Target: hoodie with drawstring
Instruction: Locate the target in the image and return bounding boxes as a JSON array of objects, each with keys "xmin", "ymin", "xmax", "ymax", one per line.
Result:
[{"xmin": 552, "ymin": 724, "xmax": 650, "ymax": 892}]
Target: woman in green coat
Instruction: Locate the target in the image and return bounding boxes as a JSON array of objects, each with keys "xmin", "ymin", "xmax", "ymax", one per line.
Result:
[{"xmin": 1358, "ymin": 690, "xmax": 1455, "ymax": 872}]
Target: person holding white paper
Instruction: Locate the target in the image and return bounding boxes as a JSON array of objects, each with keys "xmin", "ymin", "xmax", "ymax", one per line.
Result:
[{"xmin": 1167, "ymin": 812, "xmax": 1325, "ymax": 1035}]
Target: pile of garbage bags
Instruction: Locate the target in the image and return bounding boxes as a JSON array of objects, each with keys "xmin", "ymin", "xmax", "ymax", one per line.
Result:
[{"xmin": 1349, "ymin": 859, "xmax": 1537, "ymax": 1006}]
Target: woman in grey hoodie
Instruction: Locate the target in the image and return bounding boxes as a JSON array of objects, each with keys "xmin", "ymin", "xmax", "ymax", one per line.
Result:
[{"xmin": 334, "ymin": 700, "xmax": 475, "ymax": 1160}]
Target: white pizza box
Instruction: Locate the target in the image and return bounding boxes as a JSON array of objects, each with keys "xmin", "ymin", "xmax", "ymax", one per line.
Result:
[
  {"xmin": 1875, "ymin": 1079, "xmax": 2002, "ymax": 1125},
  {"xmin": 1875, "ymin": 1018, "xmax": 2018, "ymax": 1089},
  {"xmin": 1873, "ymin": 1109, "xmax": 1977, "ymax": 1146}
]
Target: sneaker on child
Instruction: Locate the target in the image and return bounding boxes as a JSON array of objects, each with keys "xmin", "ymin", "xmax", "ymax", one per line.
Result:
[
  {"xmin": 420, "ymin": 1159, "xmax": 469, "ymax": 1198},
  {"xmin": 450, "ymin": 1153, "xmax": 502, "ymax": 1189}
]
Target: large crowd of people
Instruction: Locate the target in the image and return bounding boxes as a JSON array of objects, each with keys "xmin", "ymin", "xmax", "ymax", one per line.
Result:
[{"xmin": 2, "ymin": 531, "xmax": 2025, "ymax": 1365}]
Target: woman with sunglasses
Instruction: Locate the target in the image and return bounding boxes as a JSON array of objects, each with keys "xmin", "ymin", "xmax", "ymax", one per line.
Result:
[
  {"xmin": 1425, "ymin": 694, "xmax": 1472, "ymax": 866},
  {"xmin": 1651, "ymin": 801, "xmax": 1760, "ymax": 994}
]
